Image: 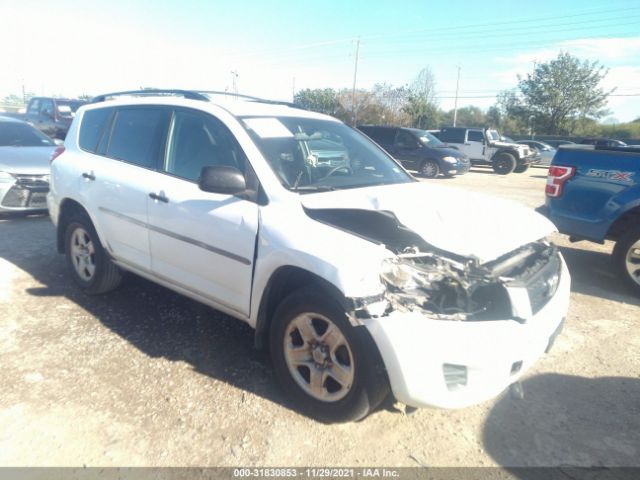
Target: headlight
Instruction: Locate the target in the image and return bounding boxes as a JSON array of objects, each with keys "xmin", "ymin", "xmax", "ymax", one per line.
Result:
[
  {"xmin": 442, "ymin": 156, "xmax": 458, "ymax": 164},
  {"xmin": 381, "ymin": 257, "xmax": 444, "ymax": 290},
  {"xmin": 0, "ymin": 171, "xmax": 15, "ymax": 183}
]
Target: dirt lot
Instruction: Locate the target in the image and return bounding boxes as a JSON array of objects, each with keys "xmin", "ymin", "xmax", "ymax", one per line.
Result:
[{"xmin": 1, "ymin": 166, "xmax": 639, "ymax": 468}]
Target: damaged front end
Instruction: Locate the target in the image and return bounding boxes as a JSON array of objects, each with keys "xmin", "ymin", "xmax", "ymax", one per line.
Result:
[
  {"xmin": 304, "ymin": 207, "xmax": 561, "ymax": 323},
  {"xmin": 379, "ymin": 241, "xmax": 560, "ymax": 322}
]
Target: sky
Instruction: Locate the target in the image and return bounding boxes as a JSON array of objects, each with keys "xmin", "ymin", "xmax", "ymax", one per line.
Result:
[{"xmin": 1, "ymin": 0, "xmax": 639, "ymax": 122}]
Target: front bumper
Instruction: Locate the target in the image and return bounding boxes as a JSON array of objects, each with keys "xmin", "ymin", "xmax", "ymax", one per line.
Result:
[
  {"xmin": 0, "ymin": 176, "xmax": 49, "ymax": 213},
  {"xmin": 363, "ymin": 257, "xmax": 570, "ymax": 409},
  {"xmin": 445, "ymin": 161, "xmax": 471, "ymax": 176}
]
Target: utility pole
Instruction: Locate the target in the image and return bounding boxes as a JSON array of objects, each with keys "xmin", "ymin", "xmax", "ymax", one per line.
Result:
[
  {"xmin": 292, "ymin": 76, "xmax": 296, "ymax": 102},
  {"xmin": 231, "ymin": 70, "xmax": 239, "ymax": 97},
  {"xmin": 453, "ymin": 66, "xmax": 461, "ymax": 127},
  {"xmin": 351, "ymin": 38, "xmax": 360, "ymax": 126}
]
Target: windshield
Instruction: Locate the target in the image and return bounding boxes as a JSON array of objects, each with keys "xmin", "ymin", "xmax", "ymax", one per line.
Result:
[
  {"xmin": 0, "ymin": 122, "xmax": 55, "ymax": 147},
  {"xmin": 414, "ymin": 130, "xmax": 444, "ymax": 147},
  {"xmin": 57, "ymin": 100, "xmax": 85, "ymax": 116},
  {"xmin": 241, "ymin": 116, "xmax": 413, "ymax": 193},
  {"xmin": 487, "ymin": 130, "xmax": 500, "ymax": 141}
]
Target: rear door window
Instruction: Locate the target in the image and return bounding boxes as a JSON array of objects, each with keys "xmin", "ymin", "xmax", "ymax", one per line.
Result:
[
  {"xmin": 439, "ymin": 129, "xmax": 465, "ymax": 143},
  {"xmin": 106, "ymin": 108, "xmax": 168, "ymax": 168}
]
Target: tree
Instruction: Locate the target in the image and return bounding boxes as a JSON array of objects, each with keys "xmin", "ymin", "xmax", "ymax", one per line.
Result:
[
  {"xmin": 404, "ymin": 67, "xmax": 440, "ymax": 129},
  {"xmin": 516, "ymin": 52, "xmax": 612, "ymax": 134},
  {"xmin": 293, "ymin": 88, "xmax": 341, "ymax": 117},
  {"xmin": 441, "ymin": 106, "xmax": 486, "ymax": 128}
]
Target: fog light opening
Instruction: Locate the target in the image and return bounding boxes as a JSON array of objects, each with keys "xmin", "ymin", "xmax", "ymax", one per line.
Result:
[{"xmin": 443, "ymin": 363, "xmax": 467, "ymax": 391}]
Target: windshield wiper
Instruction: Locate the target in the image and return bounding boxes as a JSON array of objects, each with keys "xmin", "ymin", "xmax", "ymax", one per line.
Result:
[{"xmin": 290, "ymin": 185, "xmax": 336, "ymax": 193}]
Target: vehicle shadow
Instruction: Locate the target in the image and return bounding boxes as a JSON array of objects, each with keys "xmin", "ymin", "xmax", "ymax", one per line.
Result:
[
  {"xmin": 558, "ymin": 245, "xmax": 640, "ymax": 306},
  {"xmin": 482, "ymin": 373, "xmax": 640, "ymax": 468},
  {"xmin": 0, "ymin": 216, "xmax": 295, "ymax": 416}
]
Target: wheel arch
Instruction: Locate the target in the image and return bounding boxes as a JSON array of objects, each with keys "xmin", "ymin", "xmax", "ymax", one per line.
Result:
[
  {"xmin": 254, "ymin": 266, "xmax": 351, "ymax": 351},
  {"xmin": 491, "ymin": 148, "xmax": 519, "ymax": 161},
  {"xmin": 606, "ymin": 205, "xmax": 640, "ymax": 242},
  {"xmin": 56, "ymin": 198, "xmax": 102, "ymax": 254}
]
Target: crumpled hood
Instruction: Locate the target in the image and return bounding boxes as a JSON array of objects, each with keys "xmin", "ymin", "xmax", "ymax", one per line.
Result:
[
  {"xmin": 0, "ymin": 146, "xmax": 54, "ymax": 175},
  {"xmin": 300, "ymin": 182, "xmax": 556, "ymax": 263}
]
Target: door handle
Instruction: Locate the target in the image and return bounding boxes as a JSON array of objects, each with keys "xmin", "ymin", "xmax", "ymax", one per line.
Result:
[
  {"xmin": 149, "ymin": 192, "xmax": 169, "ymax": 203},
  {"xmin": 82, "ymin": 172, "xmax": 96, "ymax": 181}
]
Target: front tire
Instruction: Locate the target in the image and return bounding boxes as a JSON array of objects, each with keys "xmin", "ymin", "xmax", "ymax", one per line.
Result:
[
  {"xmin": 613, "ymin": 227, "xmax": 640, "ymax": 295},
  {"xmin": 270, "ymin": 287, "xmax": 389, "ymax": 423},
  {"xmin": 514, "ymin": 164, "xmax": 530, "ymax": 173},
  {"xmin": 493, "ymin": 153, "xmax": 516, "ymax": 174},
  {"xmin": 65, "ymin": 215, "xmax": 122, "ymax": 294},
  {"xmin": 419, "ymin": 159, "xmax": 440, "ymax": 178}
]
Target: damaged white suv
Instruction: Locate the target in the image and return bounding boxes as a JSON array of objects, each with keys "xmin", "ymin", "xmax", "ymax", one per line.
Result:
[{"xmin": 48, "ymin": 90, "xmax": 570, "ymax": 422}]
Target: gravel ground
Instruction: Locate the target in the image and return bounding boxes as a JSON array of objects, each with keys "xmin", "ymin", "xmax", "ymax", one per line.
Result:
[{"xmin": 1, "ymin": 165, "xmax": 638, "ymax": 468}]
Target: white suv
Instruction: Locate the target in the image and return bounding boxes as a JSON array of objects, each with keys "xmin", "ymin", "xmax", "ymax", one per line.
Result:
[{"xmin": 48, "ymin": 90, "xmax": 570, "ymax": 422}]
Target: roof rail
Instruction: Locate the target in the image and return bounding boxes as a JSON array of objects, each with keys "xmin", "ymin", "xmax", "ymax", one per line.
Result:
[
  {"xmin": 90, "ymin": 88, "xmax": 298, "ymax": 108},
  {"xmin": 91, "ymin": 89, "xmax": 210, "ymax": 103},
  {"xmin": 196, "ymin": 90, "xmax": 298, "ymax": 108}
]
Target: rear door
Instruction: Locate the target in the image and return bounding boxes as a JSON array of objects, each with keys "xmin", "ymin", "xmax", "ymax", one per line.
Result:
[
  {"xmin": 147, "ymin": 108, "xmax": 259, "ymax": 317},
  {"xmin": 83, "ymin": 106, "xmax": 170, "ymax": 270},
  {"xmin": 393, "ymin": 129, "xmax": 421, "ymax": 169}
]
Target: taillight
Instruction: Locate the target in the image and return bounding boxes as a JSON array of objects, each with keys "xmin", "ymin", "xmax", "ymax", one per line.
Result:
[
  {"xmin": 50, "ymin": 146, "xmax": 65, "ymax": 163},
  {"xmin": 546, "ymin": 165, "xmax": 575, "ymax": 197}
]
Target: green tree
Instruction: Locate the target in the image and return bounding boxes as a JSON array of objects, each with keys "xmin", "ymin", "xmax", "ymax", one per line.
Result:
[
  {"xmin": 516, "ymin": 52, "xmax": 612, "ymax": 134},
  {"xmin": 293, "ymin": 88, "xmax": 341, "ymax": 117}
]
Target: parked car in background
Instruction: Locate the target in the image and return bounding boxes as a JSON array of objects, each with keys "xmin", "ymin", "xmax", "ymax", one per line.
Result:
[
  {"xmin": 545, "ymin": 140, "xmax": 576, "ymax": 149},
  {"xmin": 48, "ymin": 89, "xmax": 569, "ymax": 422},
  {"xmin": 517, "ymin": 140, "xmax": 556, "ymax": 166},
  {"xmin": 3, "ymin": 97, "xmax": 87, "ymax": 140},
  {"xmin": 358, "ymin": 125, "xmax": 470, "ymax": 178},
  {"xmin": 0, "ymin": 116, "xmax": 58, "ymax": 214},
  {"xmin": 579, "ymin": 138, "xmax": 627, "ymax": 148},
  {"xmin": 435, "ymin": 127, "xmax": 536, "ymax": 174}
]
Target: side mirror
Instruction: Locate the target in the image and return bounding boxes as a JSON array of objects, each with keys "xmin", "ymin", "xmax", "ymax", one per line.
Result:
[
  {"xmin": 53, "ymin": 138, "xmax": 64, "ymax": 146},
  {"xmin": 198, "ymin": 165, "xmax": 246, "ymax": 195}
]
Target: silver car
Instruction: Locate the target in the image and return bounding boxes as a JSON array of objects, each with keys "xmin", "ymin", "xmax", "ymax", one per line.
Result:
[
  {"xmin": 517, "ymin": 140, "xmax": 557, "ymax": 166},
  {"xmin": 0, "ymin": 116, "xmax": 58, "ymax": 214}
]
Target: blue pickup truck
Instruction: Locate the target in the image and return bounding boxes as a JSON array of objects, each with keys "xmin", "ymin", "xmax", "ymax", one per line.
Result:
[{"xmin": 538, "ymin": 145, "xmax": 640, "ymax": 294}]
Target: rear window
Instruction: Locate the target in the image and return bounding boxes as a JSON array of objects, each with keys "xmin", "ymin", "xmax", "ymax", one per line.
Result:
[
  {"xmin": 106, "ymin": 108, "xmax": 167, "ymax": 168},
  {"xmin": 79, "ymin": 108, "xmax": 113, "ymax": 153}
]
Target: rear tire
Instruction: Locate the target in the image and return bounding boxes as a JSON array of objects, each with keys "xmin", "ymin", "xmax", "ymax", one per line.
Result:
[
  {"xmin": 514, "ymin": 164, "xmax": 530, "ymax": 173},
  {"xmin": 419, "ymin": 159, "xmax": 440, "ymax": 178},
  {"xmin": 613, "ymin": 227, "xmax": 640, "ymax": 295},
  {"xmin": 65, "ymin": 214, "xmax": 122, "ymax": 295},
  {"xmin": 493, "ymin": 153, "xmax": 516, "ymax": 175},
  {"xmin": 270, "ymin": 286, "xmax": 389, "ymax": 423}
]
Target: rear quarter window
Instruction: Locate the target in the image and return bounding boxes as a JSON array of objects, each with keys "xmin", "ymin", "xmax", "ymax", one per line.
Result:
[{"xmin": 79, "ymin": 108, "xmax": 113, "ymax": 153}]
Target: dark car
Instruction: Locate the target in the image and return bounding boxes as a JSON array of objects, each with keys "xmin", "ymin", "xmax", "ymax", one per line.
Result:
[
  {"xmin": 579, "ymin": 138, "xmax": 627, "ymax": 148},
  {"xmin": 3, "ymin": 97, "xmax": 87, "ymax": 140},
  {"xmin": 544, "ymin": 139, "xmax": 576, "ymax": 149},
  {"xmin": 358, "ymin": 125, "xmax": 470, "ymax": 178}
]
